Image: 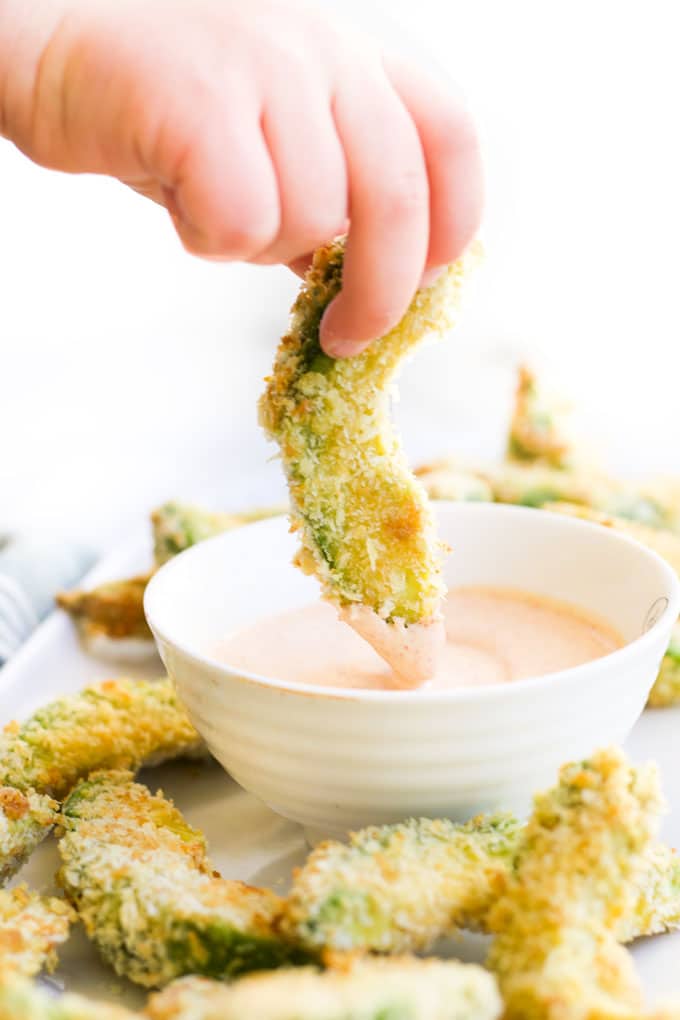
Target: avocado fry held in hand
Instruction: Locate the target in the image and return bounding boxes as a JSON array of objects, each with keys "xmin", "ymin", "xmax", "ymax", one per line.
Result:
[{"xmin": 259, "ymin": 239, "xmax": 478, "ymax": 683}]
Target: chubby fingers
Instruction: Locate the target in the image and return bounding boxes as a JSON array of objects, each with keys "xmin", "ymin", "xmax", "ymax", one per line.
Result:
[
  {"xmin": 252, "ymin": 73, "xmax": 348, "ymax": 267},
  {"xmin": 168, "ymin": 93, "xmax": 280, "ymax": 260},
  {"xmin": 384, "ymin": 56, "xmax": 484, "ymax": 272},
  {"xmin": 319, "ymin": 72, "xmax": 430, "ymax": 358}
]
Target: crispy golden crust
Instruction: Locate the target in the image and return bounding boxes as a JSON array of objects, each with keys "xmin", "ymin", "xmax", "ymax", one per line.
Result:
[
  {"xmin": 56, "ymin": 573, "xmax": 153, "ymax": 640},
  {"xmin": 280, "ymin": 815, "xmax": 520, "ymax": 954},
  {"xmin": 0, "ymin": 887, "xmax": 74, "ymax": 979},
  {"xmin": 0, "ymin": 788, "xmax": 58, "ymax": 887},
  {"xmin": 486, "ymin": 748, "xmax": 662, "ymax": 1020},
  {"xmin": 648, "ymin": 621, "xmax": 680, "ymax": 707},
  {"xmin": 151, "ymin": 502, "xmax": 284, "ymax": 567},
  {"xmin": 58, "ymin": 771, "xmax": 298, "ymax": 988},
  {"xmin": 506, "ymin": 365, "xmax": 573, "ymax": 469},
  {"xmin": 484, "ymin": 461, "xmax": 618, "ymax": 511},
  {"xmin": 58, "ymin": 503, "xmax": 284, "ymax": 642},
  {"xmin": 0, "ymin": 981, "xmax": 137, "ymax": 1020},
  {"xmin": 146, "ymin": 957, "xmax": 502, "ymax": 1020},
  {"xmin": 543, "ymin": 503, "xmax": 680, "ymax": 576},
  {"xmin": 280, "ymin": 810, "xmax": 680, "ymax": 955},
  {"xmin": 259, "ymin": 240, "xmax": 476, "ymax": 624},
  {"xmin": 413, "ymin": 459, "xmax": 494, "ymax": 503},
  {"xmin": 0, "ymin": 677, "xmax": 202, "ymax": 799}
]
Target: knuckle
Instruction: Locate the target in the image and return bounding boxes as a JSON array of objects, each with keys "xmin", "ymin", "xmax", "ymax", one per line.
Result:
[
  {"xmin": 298, "ymin": 213, "xmax": 346, "ymax": 250},
  {"xmin": 379, "ymin": 171, "xmax": 428, "ymax": 224},
  {"xmin": 213, "ymin": 216, "xmax": 279, "ymax": 260}
]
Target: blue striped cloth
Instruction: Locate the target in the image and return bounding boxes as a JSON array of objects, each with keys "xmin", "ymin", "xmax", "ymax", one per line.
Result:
[{"xmin": 0, "ymin": 536, "xmax": 95, "ymax": 667}]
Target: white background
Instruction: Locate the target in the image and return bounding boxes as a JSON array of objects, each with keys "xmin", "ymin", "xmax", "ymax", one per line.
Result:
[{"xmin": 1, "ymin": 0, "xmax": 679, "ymax": 549}]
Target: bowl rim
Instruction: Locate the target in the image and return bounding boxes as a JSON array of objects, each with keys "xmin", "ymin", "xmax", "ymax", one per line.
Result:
[{"xmin": 144, "ymin": 502, "xmax": 680, "ymax": 704}]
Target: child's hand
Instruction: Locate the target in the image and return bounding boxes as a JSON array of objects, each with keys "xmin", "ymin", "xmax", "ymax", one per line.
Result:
[{"xmin": 0, "ymin": 0, "xmax": 482, "ymax": 356}]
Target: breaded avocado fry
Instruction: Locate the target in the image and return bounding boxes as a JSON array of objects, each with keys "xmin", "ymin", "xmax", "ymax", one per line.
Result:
[
  {"xmin": 414, "ymin": 459, "xmax": 494, "ymax": 503},
  {"xmin": 484, "ymin": 461, "xmax": 618, "ymax": 511},
  {"xmin": 543, "ymin": 502, "xmax": 680, "ymax": 576},
  {"xmin": 281, "ymin": 810, "xmax": 680, "ymax": 954},
  {"xmin": 0, "ymin": 787, "xmax": 57, "ymax": 886},
  {"xmin": 0, "ymin": 677, "xmax": 202, "ymax": 800},
  {"xmin": 56, "ymin": 574, "xmax": 153, "ymax": 641},
  {"xmin": 486, "ymin": 748, "xmax": 661, "ymax": 1020},
  {"xmin": 281, "ymin": 814, "xmax": 521, "ymax": 953},
  {"xmin": 625, "ymin": 837, "xmax": 680, "ymax": 942},
  {"xmin": 151, "ymin": 502, "xmax": 283, "ymax": 567},
  {"xmin": 145, "ymin": 957, "xmax": 502, "ymax": 1020},
  {"xmin": 58, "ymin": 503, "xmax": 283, "ymax": 642},
  {"xmin": 506, "ymin": 365, "xmax": 573, "ymax": 469},
  {"xmin": 649, "ymin": 621, "xmax": 680, "ymax": 708},
  {"xmin": 0, "ymin": 886, "xmax": 74, "ymax": 978},
  {"xmin": 259, "ymin": 240, "xmax": 475, "ymax": 678},
  {"xmin": 641, "ymin": 478, "xmax": 680, "ymax": 535},
  {"xmin": 58, "ymin": 771, "xmax": 298, "ymax": 988},
  {"xmin": 0, "ymin": 982, "xmax": 137, "ymax": 1020}
]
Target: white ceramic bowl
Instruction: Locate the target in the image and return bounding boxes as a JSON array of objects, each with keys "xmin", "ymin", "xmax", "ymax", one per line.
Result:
[{"xmin": 145, "ymin": 503, "xmax": 680, "ymax": 842}]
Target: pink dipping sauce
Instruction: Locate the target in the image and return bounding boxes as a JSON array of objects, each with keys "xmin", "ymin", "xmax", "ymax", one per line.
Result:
[{"xmin": 213, "ymin": 586, "xmax": 623, "ymax": 692}]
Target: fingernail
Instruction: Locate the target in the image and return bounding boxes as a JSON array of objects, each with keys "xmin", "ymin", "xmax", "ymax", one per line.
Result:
[
  {"xmin": 320, "ymin": 299, "xmax": 372, "ymax": 358},
  {"xmin": 321, "ymin": 334, "xmax": 369, "ymax": 359},
  {"xmin": 420, "ymin": 266, "xmax": 444, "ymax": 289}
]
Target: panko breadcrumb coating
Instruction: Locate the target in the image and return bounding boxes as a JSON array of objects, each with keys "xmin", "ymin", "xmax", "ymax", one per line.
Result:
[
  {"xmin": 281, "ymin": 810, "xmax": 680, "ymax": 955},
  {"xmin": 484, "ymin": 461, "xmax": 622, "ymax": 512},
  {"xmin": 543, "ymin": 502, "xmax": 680, "ymax": 576},
  {"xmin": 507, "ymin": 365, "xmax": 573, "ymax": 469},
  {"xmin": 413, "ymin": 460, "xmax": 494, "ymax": 503},
  {"xmin": 151, "ymin": 502, "xmax": 283, "ymax": 566},
  {"xmin": 649, "ymin": 621, "xmax": 680, "ymax": 708},
  {"xmin": 280, "ymin": 814, "xmax": 520, "ymax": 954},
  {"xmin": 486, "ymin": 748, "xmax": 662, "ymax": 1020},
  {"xmin": 0, "ymin": 677, "xmax": 202, "ymax": 799},
  {"xmin": 0, "ymin": 787, "xmax": 57, "ymax": 887},
  {"xmin": 56, "ymin": 574, "xmax": 153, "ymax": 641},
  {"xmin": 259, "ymin": 239, "xmax": 476, "ymax": 627},
  {"xmin": 58, "ymin": 771, "xmax": 300, "ymax": 988},
  {"xmin": 641, "ymin": 478, "xmax": 680, "ymax": 535},
  {"xmin": 417, "ymin": 455, "xmax": 676, "ymax": 532},
  {"xmin": 57, "ymin": 503, "xmax": 283, "ymax": 641},
  {"xmin": 0, "ymin": 981, "xmax": 137, "ymax": 1020},
  {"xmin": 0, "ymin": 886, "xmax": 74, "ymax": 978},
  {"xmin": 145, "ymin": 957, "xmax": 502, "ymax": 1020}
]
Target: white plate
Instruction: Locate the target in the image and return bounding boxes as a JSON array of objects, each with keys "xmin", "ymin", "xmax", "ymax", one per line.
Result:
[{"xmin": 2, "ymin": 532, "xmax": 680, "ymax": 1006}]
